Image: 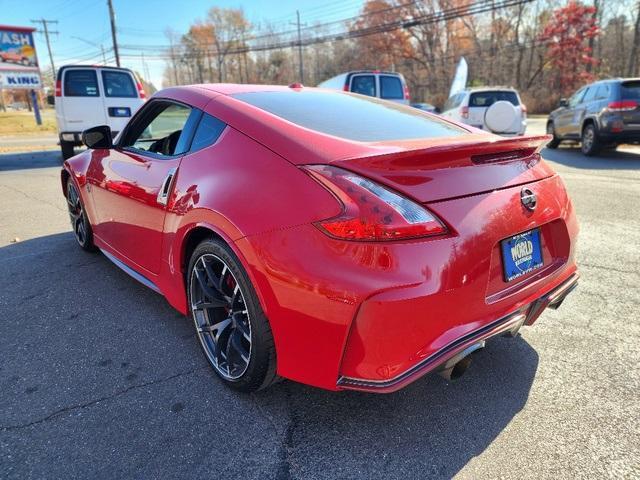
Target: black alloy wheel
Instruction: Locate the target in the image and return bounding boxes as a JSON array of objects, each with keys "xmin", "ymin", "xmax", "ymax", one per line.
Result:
[
  {"xmin": 66, "ymin": 179, "xmax": 96, "ymax": 251},
  {"xmin": 188, "ymin": 238, "xmax": 278, "ymax": 391}
]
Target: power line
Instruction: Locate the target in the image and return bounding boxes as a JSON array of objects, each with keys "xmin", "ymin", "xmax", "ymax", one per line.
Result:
[
  {"xmin": 31, "ymin": 18, "xmax": 59, "ymax": 77},
  {"xmin": 119, "ymin": 0, "xmax": 533, "ymax": 58}
]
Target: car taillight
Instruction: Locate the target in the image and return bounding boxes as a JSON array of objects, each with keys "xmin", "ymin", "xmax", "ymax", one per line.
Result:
[
  {"xmin": 404, "ymin": 84, "xmax": 410, "ymax": 100},
  {"xmin": 301, "ymin": 165, "xmax": 447, "ymax": 241},
  {"xmin": 461, "ymin": 106, "xmax": 469, "ymax": 119},
  {"xmin": 55, "ymin": 79, "xmax": 62, "ymax": 97},
  {"xmin": 136, "ymin": 81, "xmax": 146, "ymax": 99},
  {"xmin": 521, "ymin": 103, "xmax": 527, "ymax": 117},
  {"xmin": 607, "ymin": 100, "xmax": 637, "ymax": 111},
  {"xmin": 343, "ymin": 83, "xmax": 349, "ymax": 92}
]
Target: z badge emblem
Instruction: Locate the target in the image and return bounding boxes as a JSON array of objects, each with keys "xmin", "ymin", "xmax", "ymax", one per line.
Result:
[{"xmin": 520, "ymin": 188, "xmax": 537, "ymax": 211}]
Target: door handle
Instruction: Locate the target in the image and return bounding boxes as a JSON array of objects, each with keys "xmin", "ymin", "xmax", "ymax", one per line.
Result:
[{"xmin": 157, "ymin": 167, "xmax": 178, "ymax": 206}]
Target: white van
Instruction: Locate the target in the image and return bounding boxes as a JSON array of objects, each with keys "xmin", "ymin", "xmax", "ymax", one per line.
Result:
[
  {"xmin": 52, "ymin": 65, "xmax": 146, "ymax": 159},
  {"xmin": 318, "ymin": 70, "xmax": 410, "ymax": 104},
  {"xmin": 441, "ymin": 87, "xmax": 527, "ymax": 136}
]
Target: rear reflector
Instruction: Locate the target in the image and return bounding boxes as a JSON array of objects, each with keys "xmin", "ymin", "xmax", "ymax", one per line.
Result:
[
  {"xmin": 607, "ymin": 100, "xmax": 637, "ymax": 111},
  {"xmin": 301, "ymin": 165, "xmax": 447, "ymax": 241}
]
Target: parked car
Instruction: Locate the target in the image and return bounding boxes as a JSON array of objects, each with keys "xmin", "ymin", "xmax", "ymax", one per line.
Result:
[
  {"xmin": 63, "ymin": 84, "xmax": 579, "ymax": 393},
  {"xmin": 411, "ymin": 102, "xmax": 439, "ymax": 113},
  {"xmin": 546, "ymin": 78, "xmax": 640, "ymax": 156},
  {"xmin": 318, "ymin": 70, "xmax": 410, "ymax": 104},
  {"xmin": 0, "ymin": 50, "xmax": 31, "ymax": 66},
  {"xmin": 441, "ymin": 87, "xmax": 527, "ymax": 136},
  {"xmin": 51, "ymin": 65, "xmax": 146, "ymax": 160}
]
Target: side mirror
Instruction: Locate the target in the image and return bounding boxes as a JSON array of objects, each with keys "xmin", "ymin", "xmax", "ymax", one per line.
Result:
[
  {"xmin": 559, "ymin": 98, "xmax": 568, "ymax": 107},
  {"xmin": 434, "ymin": 107, "xmax": 441, "ymax": 114},
  {"xmin": 46, "ymin": 95, "xmax": 55, "ymax": 106},
  {"xmin": 82, "ymin": 125, "xmax": 113, "ymax": 149}
]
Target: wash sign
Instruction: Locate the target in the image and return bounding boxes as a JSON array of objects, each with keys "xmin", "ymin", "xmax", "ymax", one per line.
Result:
[
  {"xmin": 0, "ymin": 25, "xmax": 39, "ymax": 72},
  {"xmin": 0, "ymin": 71, "xmax": 41, "ymax": 89}
]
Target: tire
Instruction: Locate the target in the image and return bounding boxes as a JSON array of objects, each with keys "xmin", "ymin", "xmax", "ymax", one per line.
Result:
[
  {"xmin": 581, "ymin": 124, "xmax": 601, "ymax": 156},
  {"xmin": 546, "ymin": 122, "xmax": 561, "ymax": 149},
  {"xmin": 187, "ymin": 238, "xmax": 278, "ymax": 392},
  {"xmin": 61, "ymin": 141, "xmax": 75, "ymax": 160},
  {"xmin": 66, "ymin": 178, "xmax": 97, "ymax": 252}
]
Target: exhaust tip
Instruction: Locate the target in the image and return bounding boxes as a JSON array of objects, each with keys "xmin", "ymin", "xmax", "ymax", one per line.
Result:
[
  {"xmin": 437, "ymin": 341, "xmax": 484, "ymax": 381},
  {"xmin": 449, "ymin": 355, "xmax": 473, "ymax": 380}
]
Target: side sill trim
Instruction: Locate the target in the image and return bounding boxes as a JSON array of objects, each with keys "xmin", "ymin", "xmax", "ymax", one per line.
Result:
[{"xmin": 100, "ymin": 248, "xmax": 162, "ymax": 294}]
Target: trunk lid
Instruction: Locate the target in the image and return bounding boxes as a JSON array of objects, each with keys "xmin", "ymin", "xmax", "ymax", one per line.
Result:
[{"xmin": 332, "ymin": 135, "xmax": 554, "ymax": 203}]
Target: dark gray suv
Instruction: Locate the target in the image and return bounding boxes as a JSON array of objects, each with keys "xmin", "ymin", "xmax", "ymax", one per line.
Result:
[{"xmin": 546, "ymin": 78, "xmax": 640, "ymax": 156}]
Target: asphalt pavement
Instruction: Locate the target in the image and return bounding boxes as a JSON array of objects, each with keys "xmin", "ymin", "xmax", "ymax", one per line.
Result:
[{"xmin": 0, "ymin": 119, "xmax": 638, "ymax": 479}]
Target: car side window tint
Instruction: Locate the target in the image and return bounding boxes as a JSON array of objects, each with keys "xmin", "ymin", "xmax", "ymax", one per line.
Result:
[
  {"xmin": 64, "ymin": 69, "xmax": 99, "ymax": 97},
  {"xmin": 190, "ymin": 113, "xmax": 227, "ymax": 152},
  {"xmin": 568, "ymin": 88, "xmax": 586, "ymax": 107},
  {"xmin": 121, "ymin": 101, "xmax": 195, "ymax": 158},
  {"xmin": 380, "ymin": 76, "xmax": 404, "ymax": 100},
  {"xmin": 102, "ymin": 70, "xmax": 137, "ymax": 98},
  {"xmin": 596, "ymin": 84, "xmax": 610, "ymax": 100},
  {"xmin": 582, "ymin": 86, "xmax": 597, "ymax": 103},
  {"xmin": 351, "ymin": 75, "xmax": 376, "ymax": 97}
]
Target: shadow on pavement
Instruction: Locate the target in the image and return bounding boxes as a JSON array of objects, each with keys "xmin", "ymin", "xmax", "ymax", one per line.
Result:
[
  {"xmin": 0, "ymin": 150, "xmax": 63, "ymax": 172},
  {"xmin": 0, "ymin": 233, "xmax": 538, "ymax": 479},
  {"xmin": 542, "ymin": 145, "xmax": 640, "ymax": 170}
]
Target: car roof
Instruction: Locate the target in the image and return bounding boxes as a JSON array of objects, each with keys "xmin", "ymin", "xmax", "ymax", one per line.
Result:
[{"xmin": 56, "ymin": 64, "xmax": 135, "ymax": 80}]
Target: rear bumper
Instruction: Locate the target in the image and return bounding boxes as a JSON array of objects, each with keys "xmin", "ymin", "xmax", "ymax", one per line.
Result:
[{"xmin": 337, "ymin": 272, "xmax": 578, "ymax": 393}]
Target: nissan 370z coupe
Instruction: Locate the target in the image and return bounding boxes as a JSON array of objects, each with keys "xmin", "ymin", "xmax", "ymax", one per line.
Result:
[{"xmin": 62, "ymin": 84, "xmax": 579, "ymax": 393}]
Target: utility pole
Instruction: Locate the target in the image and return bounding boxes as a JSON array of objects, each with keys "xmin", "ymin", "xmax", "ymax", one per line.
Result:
[
  {"xmin": 294, "ymin": 11, "xmax": 304, "ymax": 83},
  {"xmin": 107, "ymin": 0, "xmax": 121, "ymax": 67},
  {"xmin": 31, "ymin": 18, "xmax": 58, "ymax": 78}
]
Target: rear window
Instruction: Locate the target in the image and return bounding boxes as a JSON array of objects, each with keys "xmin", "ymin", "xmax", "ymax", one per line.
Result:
[
  {"xmin": 102, "ymin": 70, "xmax": 137, "ymax": 98},
  {"xmin": 380, "ymin": 76, "xmax": 404, "ymax": 100},
  {"xmin": 621, "ymin": 81, "xmax": 640, "ymax": 100},
  {"xmin": 232, "ymin": 90, "xmax": 465, "ymax": 142},
  {"xmin": 350, "ymin": 75, "xmax": 376, "ymax": 97},
  {"xmin": 64, "ymin": 69, "xmax": 99, "ymax": 97},
  {"xmin": 469, "ymin": 91, "xmax": 519, "ymax": 107}
]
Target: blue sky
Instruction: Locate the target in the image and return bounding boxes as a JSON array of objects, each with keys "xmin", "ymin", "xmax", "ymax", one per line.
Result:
[{"xmin": 0, "ymin": 0, "xmax": 364, "ymax": 88}]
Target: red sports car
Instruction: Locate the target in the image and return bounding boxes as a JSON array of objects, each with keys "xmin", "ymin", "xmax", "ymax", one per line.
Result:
[{"xmin": 62, "ymin": 84, "xmax": 579, "ymax": 393}]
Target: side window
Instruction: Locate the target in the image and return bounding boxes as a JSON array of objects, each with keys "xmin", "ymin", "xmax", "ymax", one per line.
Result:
[
  {"xmin": 64, "ymin": 69, "xmax": 99, "ymax": 97},
  {"xmin": 102, "ymin": 70, "xmax": 137, "ymax": 98},
  {"xmin": 121, "ymin": 101, "xmax": 195, "ymax": 157},
  {"xmin": 351, "ymin": 75, "xmax": 376, "ymax": 97},
  {"xmin": 596, "ymin": 84, "xmax": 610, "ymax": 100},
  {"xmin": 190, "ymin": 113, "xmax": 227, "ymax": 152},
  {"xmin": 380, "ymin": 76, "xmax": 404, "ymax": 100},
  {"xmin": 568, "ymin": 88, "xmax": 586, "ymax": 107},
  {"xmin": 582, "ymin": 86, "xmax": 597, "ymax": 103}
]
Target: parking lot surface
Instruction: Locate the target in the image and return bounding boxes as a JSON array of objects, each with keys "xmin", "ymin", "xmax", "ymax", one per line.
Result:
[{"xmin": 1, "ymin": 119, "xmax": 639, "ymax": 479}]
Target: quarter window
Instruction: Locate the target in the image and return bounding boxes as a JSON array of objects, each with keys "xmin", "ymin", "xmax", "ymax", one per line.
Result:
[
  {"xmin": 190, "ymin": 113, "xmax": 227, "ymax": 152},
  {"xmin": 64, "ymin": 69, "xmax": 99, "ymax": 97}
]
